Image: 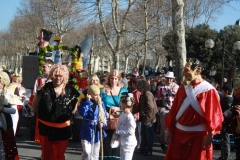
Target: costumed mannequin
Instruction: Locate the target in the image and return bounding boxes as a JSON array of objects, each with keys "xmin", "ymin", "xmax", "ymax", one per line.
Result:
[
  {"xmin": 9, "ymin": 68, "xmax": 26, "ymax": 136},
  {"xmin": 51, "ymin": 36, "xmax": 62, "ymax": 65},
  {"xmin": 37, "ymin": 28, "xmax": 53, "ymax": 49},
  {"xmin": 72, "ymin": 45, "xmax": 82, "ymax": 71},
  {"xmin": 0, "ymin": 71, "xmax": 22, "ymax": 160},
  {"xmin": 37, "ymin": 28, "xmax": 54, "ymax": 62},
  {"xmin": 164, "ymin": 58, "xmax": 223, "ymax": 160}
]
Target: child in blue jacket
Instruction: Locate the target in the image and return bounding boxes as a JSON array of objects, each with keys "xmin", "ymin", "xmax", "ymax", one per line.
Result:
[{"xmin": 78, "ymin": 85, "xmax": 108, "ymax": 160}]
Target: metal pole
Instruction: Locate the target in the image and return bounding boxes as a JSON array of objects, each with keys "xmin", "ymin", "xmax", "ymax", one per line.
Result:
[{"xmin": 222, "ymin": 40, "xmax": 225, "ymax": 87}]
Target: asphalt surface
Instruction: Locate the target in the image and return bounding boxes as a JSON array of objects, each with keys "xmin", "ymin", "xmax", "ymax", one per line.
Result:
[{"xmin": 15, "ymin": 117, "xmax": 236, "ymax": 160}]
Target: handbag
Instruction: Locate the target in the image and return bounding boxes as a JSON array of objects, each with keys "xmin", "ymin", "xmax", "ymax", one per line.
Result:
[
  {"xmin": 106, "ymin": 91, "xmax": 120, "ymax": 130},
  {"xmin": 111, "ymin": 133, "xmax": 120, "ymax": 148},
  {"xmin": 107, "ymin": 107, "xmax": 120, "ymax": 130}
]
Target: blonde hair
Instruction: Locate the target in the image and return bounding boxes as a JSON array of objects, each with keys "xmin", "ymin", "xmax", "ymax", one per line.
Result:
[
  {"xmin": 88, "ymin": 75, "xmax": 100, "ymax": 85},
  {"xmin": 96, "ymin": 96, "xmax": 107, "ymax": 125},
  {"xmin": 106, "ymin": 69, "xmax": 122, "ymax": 87},
  {"xmin": 47, "ymin": 65, "xmax": 69, "ymax": 84},
  {"xmin": 46, "ymin": 65, "xmax": 69, "ymax": 95},
  {"xmin": 0, "ymin": 71, "xmax": 10, "ymax": 86}
]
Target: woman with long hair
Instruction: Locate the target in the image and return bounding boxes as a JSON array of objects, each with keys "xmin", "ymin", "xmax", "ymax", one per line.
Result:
[
  {"xmin": 0, "ymin": 71, "xmax": 21, "ymax": 160},
  {"xmin": 101, "ymin": 69, "xmax": 128, "ymax": 160},
  {"xmin": 134, "ymin": 79, "xmax": 158, "ymax": 156}
]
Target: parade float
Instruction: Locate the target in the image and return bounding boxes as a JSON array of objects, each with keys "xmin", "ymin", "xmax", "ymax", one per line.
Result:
[
  {"xmin": 22, "ymin": 28, "xmax": 93, "ymax": 117},
  {"xmin": 23, "ymin": 28, "xmax": 93, "ymax": 92}
]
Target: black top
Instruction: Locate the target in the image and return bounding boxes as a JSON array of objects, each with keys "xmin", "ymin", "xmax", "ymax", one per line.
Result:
[
  {"xmin": 220, "ymin": 95, "xmax": 234, "ymax": 133},
  {"xmin": 37, "ymin": 82, "xmax": 80, "ymax": 141}
]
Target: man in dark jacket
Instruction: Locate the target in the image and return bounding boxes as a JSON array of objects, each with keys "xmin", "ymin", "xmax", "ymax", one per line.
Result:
[{"xmin": 218, "ymin": 84, "xmax": 233, "ymax": 160}]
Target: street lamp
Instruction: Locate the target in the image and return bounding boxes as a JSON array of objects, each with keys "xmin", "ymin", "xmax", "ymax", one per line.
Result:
[
  {"xmin": 233, "ymin": 41, "xmax": 240, "ymax": 51},
  {"xmin": 205, "ymin": 39, "xmax": 215, "ymax": 78},
  {"xmin": 233, "ymin": 41, "xmax": 240, "ymax": 84},
  {"xmin": 205, "ymin": 39, "xmax": 215, "ymax": 49}
]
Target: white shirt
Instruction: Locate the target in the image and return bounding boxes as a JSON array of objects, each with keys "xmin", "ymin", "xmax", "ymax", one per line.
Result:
[{"xmin": 116, "ymin": 113, "xmax": 137, "ymax": 147}]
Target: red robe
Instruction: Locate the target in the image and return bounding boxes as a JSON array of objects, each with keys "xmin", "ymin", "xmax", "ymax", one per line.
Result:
[{"xmin": 165, "ymin": 82, "xmax": 223, "ymax": 160}]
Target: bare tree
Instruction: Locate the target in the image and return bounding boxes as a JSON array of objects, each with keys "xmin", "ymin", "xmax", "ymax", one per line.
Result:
[
  {"xmin": 18, "ymin": 0, "xmax": 84, "ymax": 38},
  {"xmin": 96, "ymin": 0, "xmax": 134, "ymax": 69},
  {"xmin": 184, "ymin": 0, "xmax": 231, "ymax": 28}
]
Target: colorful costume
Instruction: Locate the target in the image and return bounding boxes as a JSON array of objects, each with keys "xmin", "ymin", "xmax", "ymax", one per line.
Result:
[
  {"xmin": 0, "ymin": 88, "xmax": 22, "ymax": 160},
  {"xmin": 101, "ymin": 87, "xmax": 128, "ymax": 160},
  {"xmin": 165, "ymin": 81, "xmax": 223, "ymax": 160},
  {"xmin": 78, "ymin": 99, "xmax": 107, "ymax": 160},
  {"xmin": 37, "ymin": 82, "xmax": 79, "ymax": 160}
]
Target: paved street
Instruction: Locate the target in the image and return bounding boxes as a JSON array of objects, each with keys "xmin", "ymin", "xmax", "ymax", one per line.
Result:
[{"xmin": 15, "ymin": 118, "xmax": 236, "ymax": 160}]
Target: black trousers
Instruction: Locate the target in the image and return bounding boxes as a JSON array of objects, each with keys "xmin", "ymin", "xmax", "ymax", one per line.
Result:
[{"xmin": 140, "ymin": 123, "xmax": 155, "ymax": 153}]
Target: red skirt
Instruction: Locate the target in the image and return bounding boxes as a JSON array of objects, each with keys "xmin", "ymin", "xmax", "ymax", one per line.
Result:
[{"xmin": 35, "ymin": 116, "xmax": 40, "ymax": 144}]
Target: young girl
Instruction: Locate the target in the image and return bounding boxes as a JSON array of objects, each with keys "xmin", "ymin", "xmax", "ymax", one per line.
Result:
[
  {"xmin": 78, "ymin": 85, "xmax": 108, "ymax": 160},
  {"xmin": 114, "ymin": 93, "xmax": 137, "ymax": 160}
]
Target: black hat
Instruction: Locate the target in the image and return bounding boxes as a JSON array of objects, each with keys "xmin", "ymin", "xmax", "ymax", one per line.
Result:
[
  {"xmin": 222, "ymin": 84, "xmax": 232, "ymax": 93},
  {"xmin": 41, "ymin": 28, "xmax": 53, "ymax": 42}
]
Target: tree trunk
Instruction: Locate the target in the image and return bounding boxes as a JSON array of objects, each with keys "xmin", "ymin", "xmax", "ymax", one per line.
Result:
[
  {"xmin": 97, "ymin": 0, "xmax": 133, "ymax": 71},
  {"xmin": 171, "ymin": 0, "xmax": 186, "ymax": 84},
  {"xmin": 142, "ymin": 1, "xmax": 149, "ymax": 76},
  {"xmin": 136, "ymin": 57, "xmax": 141, "ymax": 69},
  {"xmin": 124, "ymin": 55, "xmax": 129, "ymax": 73},
  {"xmin": 154, "ymin": 55, "xmax": 161, "ymax": 72},
  {"xmin": 93, "ymin": 56, "xmax": 100, "ymax": 73}
]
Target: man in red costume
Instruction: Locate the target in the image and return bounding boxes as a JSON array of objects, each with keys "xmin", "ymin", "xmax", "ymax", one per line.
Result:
[{"xmin": 164, "ymin": 58, "xmax": 223, "ymax": 160}]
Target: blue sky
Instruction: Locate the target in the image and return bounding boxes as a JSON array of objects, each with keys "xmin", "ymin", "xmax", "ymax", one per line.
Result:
[{"xmin": 0, "ymin": 0, "xmax": 239, "ymax": 31}]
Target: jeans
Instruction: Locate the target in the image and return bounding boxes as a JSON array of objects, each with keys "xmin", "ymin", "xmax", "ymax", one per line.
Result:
[
  {"xmin": 220, "ymin": 130, "xmax": 230, "ymax": 160},
  {"xmin": 159, "ymin": 111, "xmax": 168, "ymax": 144},
  {"xmin": 140, "ymin": 123, "xmax": 155, "ymax": 153}
]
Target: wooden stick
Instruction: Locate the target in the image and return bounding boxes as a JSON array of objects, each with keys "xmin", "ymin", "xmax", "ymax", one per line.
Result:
[{"xmin": 100, "ymin": 123, "xmax": 103, "ymax": 160}]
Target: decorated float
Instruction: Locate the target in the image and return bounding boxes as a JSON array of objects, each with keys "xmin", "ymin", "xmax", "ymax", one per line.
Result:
[{"xmin": 36, "ymin": 28, "xmax": 93, "ymax": 91}]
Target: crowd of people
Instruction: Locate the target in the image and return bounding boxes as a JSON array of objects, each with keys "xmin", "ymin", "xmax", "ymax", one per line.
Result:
[{"xmin": 2, "ymin": 57, "xmax": 240, "ymax": 160}]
